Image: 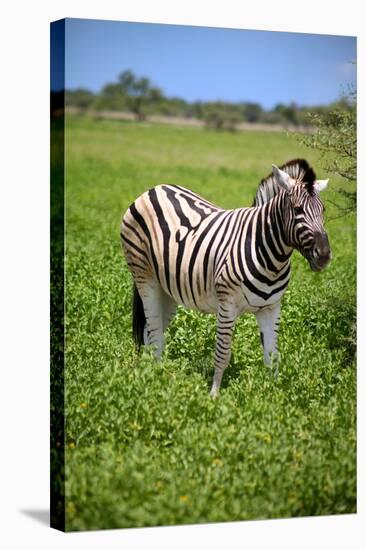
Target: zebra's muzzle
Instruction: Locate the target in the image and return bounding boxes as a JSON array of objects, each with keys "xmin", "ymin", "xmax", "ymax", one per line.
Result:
[
  {"xmin": 307, "ymin": 253, "xmax": 331, "ymax": 272},
  {"xmin": 307, "ymin": 232, "xmax": 332, "ymax": 271}
]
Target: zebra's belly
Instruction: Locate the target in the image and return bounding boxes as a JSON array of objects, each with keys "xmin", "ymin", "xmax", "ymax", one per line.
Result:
[
  {"xmin": 159, "ymin": 274, "xmax": 288, "ymax": 315},
  {"xmin": 167, "ymin": 286, "xmax": 286, "ymax": 316},
  {"xmin": 239, "ymin": 281, "xmax": 288, "ymax": 312},
  {"xmin": 159, "ymin": 279, "xmax": 219, "ymax": 314}
]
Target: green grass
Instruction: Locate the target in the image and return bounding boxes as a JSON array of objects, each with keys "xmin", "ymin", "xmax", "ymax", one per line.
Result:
[{"xmin": 64, "ymin": 116, "xmax": 356, "ymax": 531}]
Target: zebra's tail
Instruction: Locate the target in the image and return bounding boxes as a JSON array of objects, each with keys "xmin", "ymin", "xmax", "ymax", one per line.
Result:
[{"xmin": 132, "ymin": 283, "xmax": 145, "ymax": 351}]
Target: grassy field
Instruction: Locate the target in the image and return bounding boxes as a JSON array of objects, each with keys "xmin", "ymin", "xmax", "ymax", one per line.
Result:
[{"xmin": 64, "ymin": 115, "xmax": 356, "ymax": 531}]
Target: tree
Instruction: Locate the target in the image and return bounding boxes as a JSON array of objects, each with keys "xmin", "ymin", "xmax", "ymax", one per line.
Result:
[
  {"xmin": 94, "ymin": 83, "xmax": 128, "ymax": 111},
  {"xmin": 296, "ymin": 86, "xmax": 356, "ymax": 215},
  {"xmin": 65, "ymin": 88, "xmax": 95, "ymax": 109},
  {"xmin": 273, "ymin": 102, "xmax": 299, "ymax": 126},
  {"xmin": 242, "ymin": 102, "xmax": 263, "ymax": 123},
  {"xmin": 202, "ymin": 102, "xmax": 243, "ymax": 131},
  {"xmin": 118, "ymin": 70, "xmax": 164, "ymax": 121}
]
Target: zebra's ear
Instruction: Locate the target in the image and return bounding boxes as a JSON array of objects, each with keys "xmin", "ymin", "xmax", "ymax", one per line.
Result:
[
  {"xmin": 272, "ymin": 165, "xmax": 294, "ymax": 192},
  {"xmin": 313, "ymin": 179, "xmax": 329, "ymax": 193}
]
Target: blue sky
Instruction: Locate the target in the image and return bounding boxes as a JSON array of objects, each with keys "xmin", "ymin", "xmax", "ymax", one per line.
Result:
[{"xmin": 61, "ymin": 18, "xmax": 356, "ymax": 110}]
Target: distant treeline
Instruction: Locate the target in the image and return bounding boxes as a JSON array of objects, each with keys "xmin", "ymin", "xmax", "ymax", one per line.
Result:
[{"xmin": 64, "ymin": 69, "xmax": 353, "ymax": 130}]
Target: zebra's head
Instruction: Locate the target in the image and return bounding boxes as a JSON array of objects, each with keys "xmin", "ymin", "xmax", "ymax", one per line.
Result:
[{"xmin": 272, "ymin": 163, "xmax": 331, "ymax": 272}]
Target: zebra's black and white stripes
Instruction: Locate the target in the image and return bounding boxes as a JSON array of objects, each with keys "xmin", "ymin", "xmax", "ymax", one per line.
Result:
[{"xmin": 121, "ymin": 159, "xmax": 331, "ymax": 396}]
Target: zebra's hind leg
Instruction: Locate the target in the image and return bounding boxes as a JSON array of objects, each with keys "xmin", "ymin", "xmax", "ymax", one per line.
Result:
[
  {"xmin": 137, "ymin": 280, "xmax": 176, "ymax": 358},
  {"xmin": 254, "ymin": 302, "xmax": 281, "ymax": 377},
  {"xmin": 210, "ymin": 303, "xmax": 237, "ymax": 398},
  {"xmin": 161, "ymin": 292, "xmax": 177, "ymax": 334}
]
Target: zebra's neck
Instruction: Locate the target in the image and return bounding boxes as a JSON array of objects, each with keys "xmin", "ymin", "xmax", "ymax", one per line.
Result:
[{"xmin": 255, "ymin": 193, "xmax": 293, "ymax": 274}]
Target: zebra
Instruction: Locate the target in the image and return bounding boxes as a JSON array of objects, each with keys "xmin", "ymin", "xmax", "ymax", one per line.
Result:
[{"xmin": 120, "ymin": 158, "xmax": 331, "ymax": 396}]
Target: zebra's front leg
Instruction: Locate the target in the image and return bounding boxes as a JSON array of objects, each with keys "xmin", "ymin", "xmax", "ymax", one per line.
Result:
[
  {"xmin": 254, "ymin": 302, "xmax": 281, "ymax": 377},
  {"xmin": 210, "ymin": 305, "xmax": 237, "ymax": 398}
]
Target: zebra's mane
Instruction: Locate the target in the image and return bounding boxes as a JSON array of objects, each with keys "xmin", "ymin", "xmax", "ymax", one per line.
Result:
[{"xmin": 253, "ymin": 159, "xmax": 317, "ymax": 206}]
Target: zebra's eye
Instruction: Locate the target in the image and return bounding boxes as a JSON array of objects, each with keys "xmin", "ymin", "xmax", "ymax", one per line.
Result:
[{"xmin": 294, "ymin": 206, "xmax": 304, "ymax": 216}]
